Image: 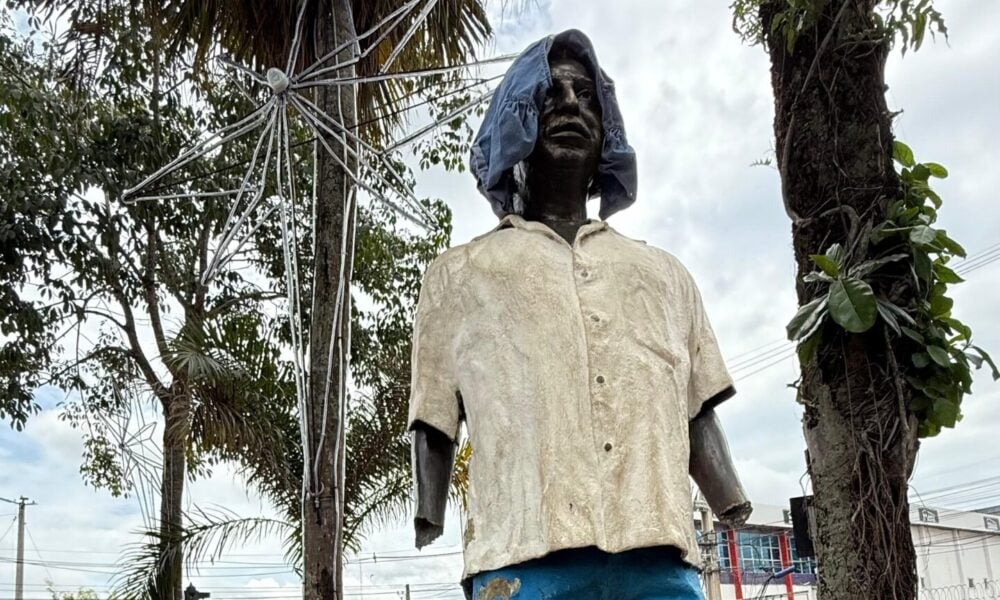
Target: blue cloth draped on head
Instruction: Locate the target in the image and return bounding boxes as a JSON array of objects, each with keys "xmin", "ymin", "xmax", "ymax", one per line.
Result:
[{"xmin": 469, "ymin": 29, "xmax": 638, "ymax": 220}]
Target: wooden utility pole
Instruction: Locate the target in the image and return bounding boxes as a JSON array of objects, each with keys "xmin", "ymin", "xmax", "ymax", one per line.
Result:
[
  {"xmin": 404, "ymin": 584, "xmax": 410, "ymax": 600},
  {"xmin": 1, "ymin": 496, "xmax": 35, "ymax": 600}
]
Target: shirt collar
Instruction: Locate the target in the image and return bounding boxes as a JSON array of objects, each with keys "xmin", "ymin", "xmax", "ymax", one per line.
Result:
[{"xmin": 489, "ymin": 214, "xmax": 609, "ymax": 245}]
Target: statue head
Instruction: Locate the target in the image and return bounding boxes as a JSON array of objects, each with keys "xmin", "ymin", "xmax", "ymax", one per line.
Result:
[
  {"xmin": 513, "ymin": 45, "xmax": 604, "ymax": 212},
  {"xmin": 470, "ymin": 29, "xmax": 638, "ymax": 220}
]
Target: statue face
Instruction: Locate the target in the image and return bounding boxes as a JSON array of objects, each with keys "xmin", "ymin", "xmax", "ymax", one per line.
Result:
[{"xmin": 530, "ymin": 57, "xmax": 603, "ymax": 176}]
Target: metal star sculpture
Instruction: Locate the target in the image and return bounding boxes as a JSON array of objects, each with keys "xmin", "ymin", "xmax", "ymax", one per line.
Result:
[{"xmin": 121, "ymin": 0, "xmax": 512, "ymax": 496}]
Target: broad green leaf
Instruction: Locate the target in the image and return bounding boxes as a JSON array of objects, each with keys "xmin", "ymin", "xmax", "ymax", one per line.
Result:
[
  {"xmin": 909, "ymin": 225, "xmax": 937, "ymax": 246},
  {"xmin": 894, "ymin": 140, "xmax": 915, "ymax": 167},
  {"xmin": 913, "ymin": 251, "xmax": 933, "ymax": 284},
  {"xmin": 927, "ymin": 345, "xmax": 951, "ymax": 367},
  {"xmin": 803, "ymin": 271, "xmax": 834, "ymax": 284},
  {"xmin": 912, "ymin": 352, "xmax": 931, "ymax": 368},
  {"xmin": 935, "ymin": 230, "xmax": 967, "ymax": 258},
  {"xmin": 926, "ymin": 189, "xmax": 943, "ymax": 209},
  {"xmin": 941, "ymin": 317, "xmax": 971, "ymax": 341},
  {"xmin": 900, "ymin": 326, "xmax": 924, "ymax": 344},
  {"xmin": 918, "ymin": 420, "xmax": 942, "ymax": 438},
  {"xmin": 798, "ymin": 329, "xmax": 822, "ymax": 365},
  {"xmin": 932, "ymin": 397, "xmax": 961, "ymax": 429},
  {"xmin": 909, "ymin": 394, "xmax": 932, "ymax": 411},
  {"xmin": 849, "ymin": 253, "xmax": 908, "ymax": 278},
  {"xmin": 972, "ymin": 345, "xmax": 1000, "ymax": 380},
  {"xmin": 878, "ymin": 299, "xmax": 916, "ymax": 326},
  {"xmin": 809, "ymin": 255, "xmax": 839, "ymax": 278},
  {"xmin": 787, "ymin": 296, "xmax": 828, "ymax": 341},
  {"xmin": 933, "ymin": 262, "xmax": 964, "ymax": 284},
  {"xmin": 825, "ymin": 243, "xmax": 845, "ymax": 266},
  {"xmin": 912, "ymin": 164, "xmax": 931, "ymax": 182},
  {"xmin": 876, "ymin": 301, "xmax": 901, "ymax": 335},
  {"xmin": 930, "ymin": 294, "xmax": 954, "ymax": 317},
  {"xmin": 925, "ymin": 162, "xmax": 948, "ymax": 178},
  {"xmin": 828, "ymin": 278, "xmax": 877, "ymax": 333}
]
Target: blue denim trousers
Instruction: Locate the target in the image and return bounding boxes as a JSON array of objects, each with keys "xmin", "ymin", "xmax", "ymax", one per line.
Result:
[{"xmin": 470, "ymin": 546, "xmax": 704, "ymax": 600}]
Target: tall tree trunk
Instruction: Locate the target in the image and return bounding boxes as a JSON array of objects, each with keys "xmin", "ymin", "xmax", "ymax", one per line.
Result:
[
  {"xmin": 304, "ymin": 0, "xmax": 357, "ymax": 598},
  {"xmin": 763, "ymin": 1, "xmax": 919, "ymax": 598},
  {"xmin": 156, "ymin": 388, "xmax": 190, "ymax": 600}
]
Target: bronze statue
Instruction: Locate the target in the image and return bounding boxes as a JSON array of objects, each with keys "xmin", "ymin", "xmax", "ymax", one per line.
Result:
[{"xmin": 408, "ymin": 29, "xmax": 750, "ymax": 599}]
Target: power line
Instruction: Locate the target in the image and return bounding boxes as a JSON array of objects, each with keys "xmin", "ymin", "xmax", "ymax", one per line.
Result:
[
  {"xmin": 0, "ymin": 518, "xmax": 15, "ymax": 548},
  {"xmin": 724, "ymin": 238, "xmax": 1000, "ymax": 383}
]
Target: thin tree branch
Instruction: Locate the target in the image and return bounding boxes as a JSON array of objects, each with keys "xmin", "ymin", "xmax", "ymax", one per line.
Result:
[
  {"xmin": 204, "ymin": 291, "xmax": 284, "ymax": 320},
  {"xmin": 143, "ymin": 221, "xmax": 173, "ymax": 375}
]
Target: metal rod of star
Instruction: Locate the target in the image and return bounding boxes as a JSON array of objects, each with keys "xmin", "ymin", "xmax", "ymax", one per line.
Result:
[
  {"xmin": 295, "ymin": 0, "xmax": 423, "ymax": 81},
  {"xmin": 121, "ymin": 99, "xmax": 276, "ymax": 200},
  {"xmin": 383, "ymin": 86, "xmax": 496, "ymax": 153},
  {"xmin": 201, "ymin": 106, "xmax": 281, "ymax": 283},
  {"xmin": 380, "ymin": 0, "xmax": 440, "ymax": 73},
  {"xmin": 288, "ymin": 92, "xmax": 434, "ymax": 224},
  {"xmin": 273, "ymin": 100, "xmax": 312, "ymax": 488},
  {"xmin": 127, "ymin": 187, "xmax": 259, "ymax": 203},
  {"xmin": 279, "ymin": 102, "xmax": 309, "ymax": 418},
  {"xmin": 290, "ymin": 94, "xmax": 431, "ymax": 229},
  {"xmin": 219, "ymin": 55, "xmax": 268, "ymax": 85},
  {"xmin": 292, "ymin": 53, "xmax": 518, "ymax": 89},
  {"xmin": 286, "ymin": 0, "xmax": 310, "ymax": 76},
  {"xmin": 208, "ymin": 203, "xmax": 280, "ymax": 275}
]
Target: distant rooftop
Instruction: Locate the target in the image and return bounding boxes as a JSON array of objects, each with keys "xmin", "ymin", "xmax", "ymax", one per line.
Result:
[{"xmin": 696, "ymin": 501, "xmax": 1000, "ymax": 535}]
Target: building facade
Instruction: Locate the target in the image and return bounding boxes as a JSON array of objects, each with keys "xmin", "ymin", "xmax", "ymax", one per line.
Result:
[{"xmin": 696, "ymin": 503, "xmax": 1000, "ymax": 600}]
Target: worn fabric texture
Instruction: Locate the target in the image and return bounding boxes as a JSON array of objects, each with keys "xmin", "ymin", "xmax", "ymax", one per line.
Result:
[
  {"xmin": 471, "ymin": 546, "xmax": 703, "ymax": 600},
  {"xmin": 407, "ymin": 215, "xmax": 734, "ymax": 581},
  {"xmin": 469, "ymin": 29, "xmax": 637, "ymax": 220}
]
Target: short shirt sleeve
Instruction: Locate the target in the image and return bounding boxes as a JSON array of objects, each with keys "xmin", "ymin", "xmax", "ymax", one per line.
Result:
[
  {"xmin": 407, "ymin": 259, "xmax": 462, "ymax": 441},
  {"xmin": 687, "ymin": 275, "xmax": 735, "ymax": 419}
]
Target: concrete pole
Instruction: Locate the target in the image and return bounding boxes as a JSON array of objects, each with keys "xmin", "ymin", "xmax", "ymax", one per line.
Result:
[
  {"xmin": 14, "ymin": 497, "xmax": 27, "ymax": 600},
  {"xmin": 404, "ymin": 584, "xmax": 410, "ymax": 600},
  {"xmin": 700, "ymin": 504, "xmax": 723, "ymax": 600}
]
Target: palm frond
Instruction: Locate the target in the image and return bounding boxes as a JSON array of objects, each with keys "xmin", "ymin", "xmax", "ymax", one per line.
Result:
[
  {"xmin": 157, "ymin": 0, "xmax": 493, "ymax": 143},
  {"xmin": 112, "ymin": 506, "xmax": 297, "ymax": 598}
]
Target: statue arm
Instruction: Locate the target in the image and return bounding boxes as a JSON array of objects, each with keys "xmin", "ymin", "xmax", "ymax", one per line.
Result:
[
  {"xmin": 689, "ymin": 406, "xmax": 752, "ymax": 528},
  {"xmin": 412, "ymin": 420, "xmax": 457, "ymax": 548}
]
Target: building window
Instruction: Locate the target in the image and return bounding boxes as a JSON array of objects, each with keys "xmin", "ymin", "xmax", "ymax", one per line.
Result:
[
  {"xmin": 918, "ymin": 507, "xmax": 939, "ymax": 524},
  {"xmin": 789, "ymin": 535, "xmax": 818, "ymax": 575},
  {"xmin": 985, "ymin": 516, "xmax": 1000, "ymax": 531},
  {"xmin": 716, "ymin": 528, "xmax": 819, "ymax": 577},
  {"xmin": 736, "ymin": 531, "xmax": 784, "ymax": 573}
]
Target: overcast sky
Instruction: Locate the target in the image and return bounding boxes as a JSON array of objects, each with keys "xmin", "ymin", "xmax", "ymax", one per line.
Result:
[{"xmin": 2, "ymin": 1, "xmax": 998, "ymax": 598}]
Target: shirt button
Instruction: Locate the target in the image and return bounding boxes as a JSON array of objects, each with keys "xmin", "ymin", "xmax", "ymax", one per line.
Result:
[
  {"xmin": 595, "ymin": 375, "xmax": 605, "ymax": 384},
  {"xmin": 604, "ymin": 442, "xmax": 613, "ymax": 452},
  {"xmin": 590, "ymin": 314, "xmax": 600, "ymax": 322},
  {"xmin": 580, "ymin": 270, "xmax": 589, "ymax": 278}
]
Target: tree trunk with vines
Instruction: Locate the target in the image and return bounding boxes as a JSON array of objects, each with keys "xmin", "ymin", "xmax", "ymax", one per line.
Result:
[
  {"xmin": 304, "ymin": 0, "xmax": 358, "ymax": 598},
  {"xmin": 763, "ymin": 0, "xmax": 919, "ymax": 597}
]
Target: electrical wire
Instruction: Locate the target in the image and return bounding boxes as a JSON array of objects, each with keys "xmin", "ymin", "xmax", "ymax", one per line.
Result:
[{"xmin": 0, "ymin": 517, "xmax": 15, "ymax": 548}]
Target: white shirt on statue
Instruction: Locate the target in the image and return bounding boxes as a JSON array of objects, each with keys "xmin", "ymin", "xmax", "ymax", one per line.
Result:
[{"xmin": 407, "ymin": 214, "xmax": 735, "ymax": 580}]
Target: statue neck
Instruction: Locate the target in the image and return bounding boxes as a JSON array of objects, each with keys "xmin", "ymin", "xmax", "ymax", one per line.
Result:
[{"xmin": 522, "ymin": 161, "xmax": 591, "ymax": 245}]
